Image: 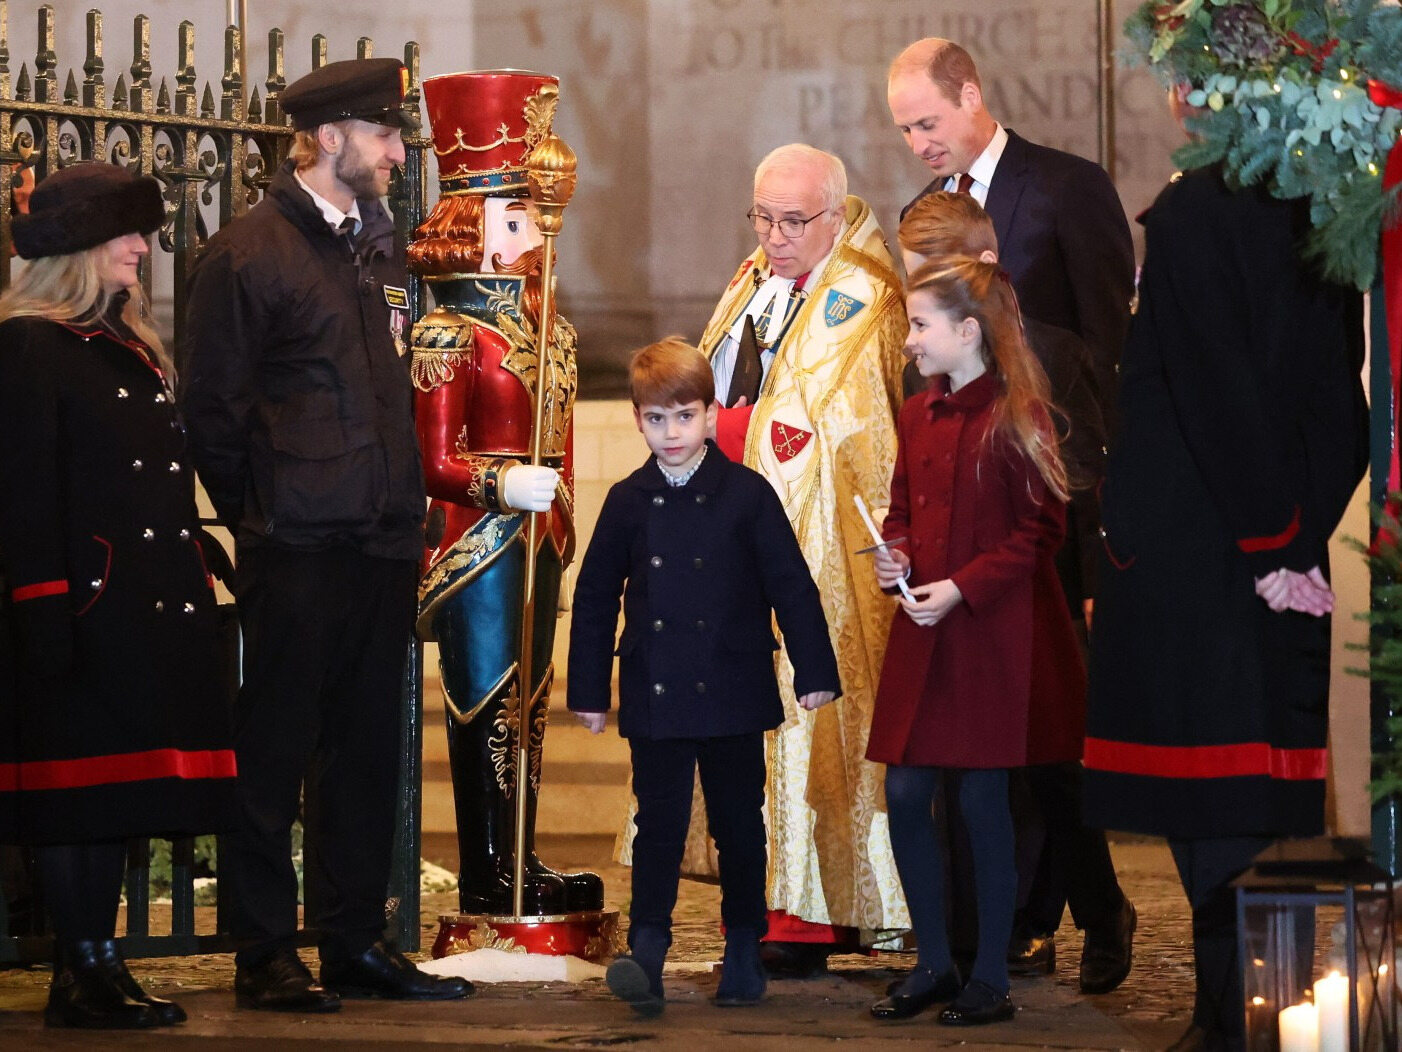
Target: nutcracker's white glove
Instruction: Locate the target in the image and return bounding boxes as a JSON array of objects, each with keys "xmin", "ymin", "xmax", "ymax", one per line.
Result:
[{"xmin": 501, "ymin": 464, "xmax": 560, "ymax": 513}]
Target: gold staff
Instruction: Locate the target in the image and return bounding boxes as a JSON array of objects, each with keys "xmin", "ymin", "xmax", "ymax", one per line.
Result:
[{"xmin": 514, "ymin": 124, "xmax": 577, "ymax": 917}]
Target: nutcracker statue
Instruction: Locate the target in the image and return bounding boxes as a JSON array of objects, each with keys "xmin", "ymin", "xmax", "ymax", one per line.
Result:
[{"xmin": 408, "ymin": 71, "xmax": 611, "ymax": 956}]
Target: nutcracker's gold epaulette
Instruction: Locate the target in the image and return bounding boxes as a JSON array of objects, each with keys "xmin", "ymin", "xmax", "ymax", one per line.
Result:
[{"xmin": 411, "ymin": 308, "xmax": 474, "ymax": 392}]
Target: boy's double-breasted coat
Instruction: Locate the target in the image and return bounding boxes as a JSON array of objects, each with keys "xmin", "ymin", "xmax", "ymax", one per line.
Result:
[
  {"xmin": 867, "ymin": 372, "xmax": 1085, "ymax": 769},
  {"xmin": 0, "ymin": 314, "xmax": 237, "ymax": 844},
  {"xmin": 567, "ymin": 441, "xmax": 840, "ymax": 739}
]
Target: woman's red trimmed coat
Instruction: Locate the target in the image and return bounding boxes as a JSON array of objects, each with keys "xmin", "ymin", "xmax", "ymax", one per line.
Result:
[
  {"xmin": 1083, "ymin": 169, "xmax": 1368, "ymax": 839},
  {"xmin": 0, "ymin": 316, "xmax": 237, "ymax": 844},
  {"xmin": 866, "ymin": 372, "xmax": 1085, "ymax": 769}
]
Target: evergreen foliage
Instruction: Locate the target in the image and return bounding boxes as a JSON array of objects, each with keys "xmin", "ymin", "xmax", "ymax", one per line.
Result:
[
  {"xmin": 1350, "ymin": 504, "xmax": 1402, "ymax": 801},
  {"xmin": 1125, "ymin": 0, "xmax": 1402, "ymax": 290}
]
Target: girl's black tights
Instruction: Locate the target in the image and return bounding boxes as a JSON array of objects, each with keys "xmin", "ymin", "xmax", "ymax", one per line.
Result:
[
  {"xmin": 885, "ymin": 765, "xmax": 1015, "ymax": 993},
  {"xmin": 33, "ymin": 841, "xmax": 126, "ymax": 944}
]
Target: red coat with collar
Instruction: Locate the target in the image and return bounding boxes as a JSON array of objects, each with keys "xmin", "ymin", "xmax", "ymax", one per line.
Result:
[{"xmin": 866, "ymin": 372, "xmax": 1084, "ymax": 769}]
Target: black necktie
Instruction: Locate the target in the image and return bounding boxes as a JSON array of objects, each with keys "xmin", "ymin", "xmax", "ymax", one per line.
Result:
[{"xmin": 337, "ymin": 215, "xmax": 359, "ymax": 261}]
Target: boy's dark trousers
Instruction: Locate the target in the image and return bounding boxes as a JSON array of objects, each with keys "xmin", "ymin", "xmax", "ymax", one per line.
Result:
[{"xmin": 627, "ymin": 733, "xmax": 768, "ymax": 939}]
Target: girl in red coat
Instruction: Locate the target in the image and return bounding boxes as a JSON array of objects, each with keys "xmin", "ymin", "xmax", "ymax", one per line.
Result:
[{"xmin": 866, "ymin": 259, "xmax": 1084, "ymax": 1027}]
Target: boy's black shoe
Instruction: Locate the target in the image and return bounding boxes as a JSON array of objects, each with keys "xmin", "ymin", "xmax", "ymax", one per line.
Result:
[
  {"xmin": 937, "ymin": 979, "xmax": 1015, "ymax": 1026},
  {"xmin": 320, "ymin": 940, "xmax": 474, "ymax": 1000},
  {"xmin": 608, "ymin": 926, "xmax": 668, "ymax": 1017},
  {"xmin": 235, "ymin": 949, "xmax": 341, "ymax": 1012},
  {"xmin": 714, "ymin": 928, "xmax": 765, "ymax": 1006}
]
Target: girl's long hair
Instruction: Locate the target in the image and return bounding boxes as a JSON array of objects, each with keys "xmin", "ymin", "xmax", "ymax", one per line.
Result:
[
  {"xmin": 0, "ymin": 247, "xmax": 172, "ymax": 378},
  {"xmin": 908, "ymin": 257, "xmax": 1069, "ymax": 502}
]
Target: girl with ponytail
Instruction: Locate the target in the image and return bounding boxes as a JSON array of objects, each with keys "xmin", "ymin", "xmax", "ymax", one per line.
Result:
[{"xmin": 865, "ymin": 257, "xmax": 1086, "ymax": 1028}]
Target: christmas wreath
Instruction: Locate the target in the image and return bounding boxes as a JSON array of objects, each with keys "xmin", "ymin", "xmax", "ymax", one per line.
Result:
[{"xmin": 1126, "ymin": 0, "xmax": 1402, "ymax": 291}]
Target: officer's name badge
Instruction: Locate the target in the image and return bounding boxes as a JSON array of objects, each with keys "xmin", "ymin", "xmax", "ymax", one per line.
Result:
[
  {"xmin": 823, "ymin": 289, "xmax": 865, "ymax": 328},
  {"xmin": 384, "ymin": 285, "xmax": 410, "ymax": 310}
]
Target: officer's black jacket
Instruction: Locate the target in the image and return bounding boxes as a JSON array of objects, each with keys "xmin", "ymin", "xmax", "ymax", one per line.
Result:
[{"xmin": 179, "ymin": 159, "xmax": 424, "ymax": 560}]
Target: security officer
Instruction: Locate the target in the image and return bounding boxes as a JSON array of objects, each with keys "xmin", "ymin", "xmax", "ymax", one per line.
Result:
[{"xmin": 180, "ymin": 58, "xmax": 470, "ymax": 1011}]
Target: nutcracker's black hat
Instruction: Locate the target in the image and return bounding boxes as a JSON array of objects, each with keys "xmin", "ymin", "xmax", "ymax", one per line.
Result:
[
  {"xmin": 12, "ymin": 162, "xmax": 164, "ymax": 260},
  {"xmin": 282, "ymin": 57, "xmax": 417, "ymax": 131}
]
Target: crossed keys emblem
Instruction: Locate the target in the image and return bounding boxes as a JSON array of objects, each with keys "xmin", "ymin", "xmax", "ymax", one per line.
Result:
[{"xmin": 770, "ymin": 420, "xmax": 813, "ymax": 464}]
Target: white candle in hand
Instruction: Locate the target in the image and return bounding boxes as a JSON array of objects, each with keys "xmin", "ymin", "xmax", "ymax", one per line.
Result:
[
  {"xmin": 1314, "ymin": 972, "xmax": 1348, "ymax": 1052},
  {"xmin": 1279, "ymin": 1000, "xmax": 1319, "ymax": 1052}
]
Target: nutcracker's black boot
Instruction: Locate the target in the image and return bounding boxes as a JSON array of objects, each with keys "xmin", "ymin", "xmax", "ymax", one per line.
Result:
[
  {"xmin": 446, "ymin": 694, "xmax": 566, "ymax": 916},
  {"xmin": 45, "ymin": 940, "xmax": 160, "ymax": 1030},
  {"xmin": 523, "ymin": 686, "xmax": 605, "ymax": 912}
]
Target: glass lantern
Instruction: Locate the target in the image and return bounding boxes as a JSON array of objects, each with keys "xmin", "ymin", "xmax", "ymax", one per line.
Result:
[{"xmin": 1235, "ymin": 838, "xmax": 1397, "ymax": 1051}]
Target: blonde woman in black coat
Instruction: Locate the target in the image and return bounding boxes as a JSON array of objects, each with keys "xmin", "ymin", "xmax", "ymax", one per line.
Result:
[{"xmin": 0, "ymin": 163, "xmax": 237, "ymax": 1029}]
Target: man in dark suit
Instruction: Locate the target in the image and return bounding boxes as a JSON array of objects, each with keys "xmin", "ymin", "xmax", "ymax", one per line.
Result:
[{"xmin": 887, "ymin": 38, "xmax": 1137, "ymax": 995}]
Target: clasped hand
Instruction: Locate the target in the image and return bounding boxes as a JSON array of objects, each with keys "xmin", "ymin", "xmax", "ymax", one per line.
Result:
[{"xmin": 1254, "ymin": 565, "xmax": 1333, "ymax": 617}]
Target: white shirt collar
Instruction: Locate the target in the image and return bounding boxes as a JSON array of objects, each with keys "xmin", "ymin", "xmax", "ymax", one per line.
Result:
[
  {"xmin": 945, "ymin": 123, "xmax": 1008, "ymax": 202},
  {"xmin": 294, "ymin": 171, "xmax": 363, "ymax": 234}
]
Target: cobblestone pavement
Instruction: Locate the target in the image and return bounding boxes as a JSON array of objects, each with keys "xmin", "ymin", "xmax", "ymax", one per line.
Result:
[{"xmin": 0, "ymin": 836, "xmax": 1194, "ymax": 1049}]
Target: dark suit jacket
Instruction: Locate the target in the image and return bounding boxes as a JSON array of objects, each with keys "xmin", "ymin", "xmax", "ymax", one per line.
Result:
[
  {"xmin": 566, "ymin": 441, "xmax": 840, "ymax": 740},
  {"xmin": 905, "ymin": 129, "xmax": 1135, "ymax": 437}
]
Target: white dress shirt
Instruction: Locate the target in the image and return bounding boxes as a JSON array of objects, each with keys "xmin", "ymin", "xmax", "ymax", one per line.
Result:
[{"xmin": 944, "ymin": 123, "xmax": 1009, "ymax": 207}]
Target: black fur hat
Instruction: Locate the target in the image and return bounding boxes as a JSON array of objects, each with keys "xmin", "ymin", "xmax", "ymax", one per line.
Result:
[{"xmin": 12, "ymin": 162, "xmax": 164, "ymax": 260}]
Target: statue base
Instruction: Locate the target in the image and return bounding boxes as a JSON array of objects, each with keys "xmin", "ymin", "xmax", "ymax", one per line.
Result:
[{"xmin": 432, "ymin": 909, "xmax": 620, "ymax": 962}]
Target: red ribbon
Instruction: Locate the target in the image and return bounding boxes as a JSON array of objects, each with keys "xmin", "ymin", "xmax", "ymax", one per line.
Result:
[
  {"xmin": 1371, "ymin": 80, "xmax": 1402, "ymax": 109},
  {"xmin": 1375, "ymin": 79, "xmax": 1402, "ymax": 550}
]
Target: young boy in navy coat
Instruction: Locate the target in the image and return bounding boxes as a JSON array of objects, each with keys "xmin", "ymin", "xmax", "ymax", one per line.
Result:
[{"xmin": 568, "ymin": 338, "xmax": 840, "ymax": 1016}]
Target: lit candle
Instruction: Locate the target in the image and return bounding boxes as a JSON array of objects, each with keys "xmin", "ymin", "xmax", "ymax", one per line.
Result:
[
  {"xmin": 1279, "ymin": 1000, "xmax": 1319, "ymax": 1052},
  {"xmin": 1314, "ymin": 971, "xmax": 1348, "ymax": 1052}
]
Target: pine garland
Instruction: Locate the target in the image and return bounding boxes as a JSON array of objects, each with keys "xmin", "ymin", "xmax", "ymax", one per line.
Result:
[
  {"xmin": 1126, "ymin": 0, "xmax": 1402, "ymax": 290},
  {"xmin": 1350, "ymin": 506, "xmax": 1402, "ymax": 801}
]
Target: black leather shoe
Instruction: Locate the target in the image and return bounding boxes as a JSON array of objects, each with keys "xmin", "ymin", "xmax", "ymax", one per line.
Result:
[
  {"xmin": 1079, "ymin": 898, "xmax": 1136, "ymax": 994},
  {"xmin": 94, "ymin": 939, "xmax": 186, "ymax": 1025},
  {"xmin": 759, "ymin": 941, "xmax": 828, "ymax": 979},
  {"xmin": 937, "ymin": 979, "xmax": 1015, "ymax": 1026},
  {"xmin": 1007, "ymin": 930, "xmax": 1056, "ymax": 975},
  {"xmin": 321, "ymin": 940, "xmax": 473, "ymax": 1000},
  {"xmin": 45, "ymin": 941, "xmax": 161, "ymax": 1030},
  {"xmin": 236, "ymin": 949, "xmax": 341, "ymax": 1012},
  {"xmin": 870, "ymin": 966, "xmax": 962, "ymax": 1020}
]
